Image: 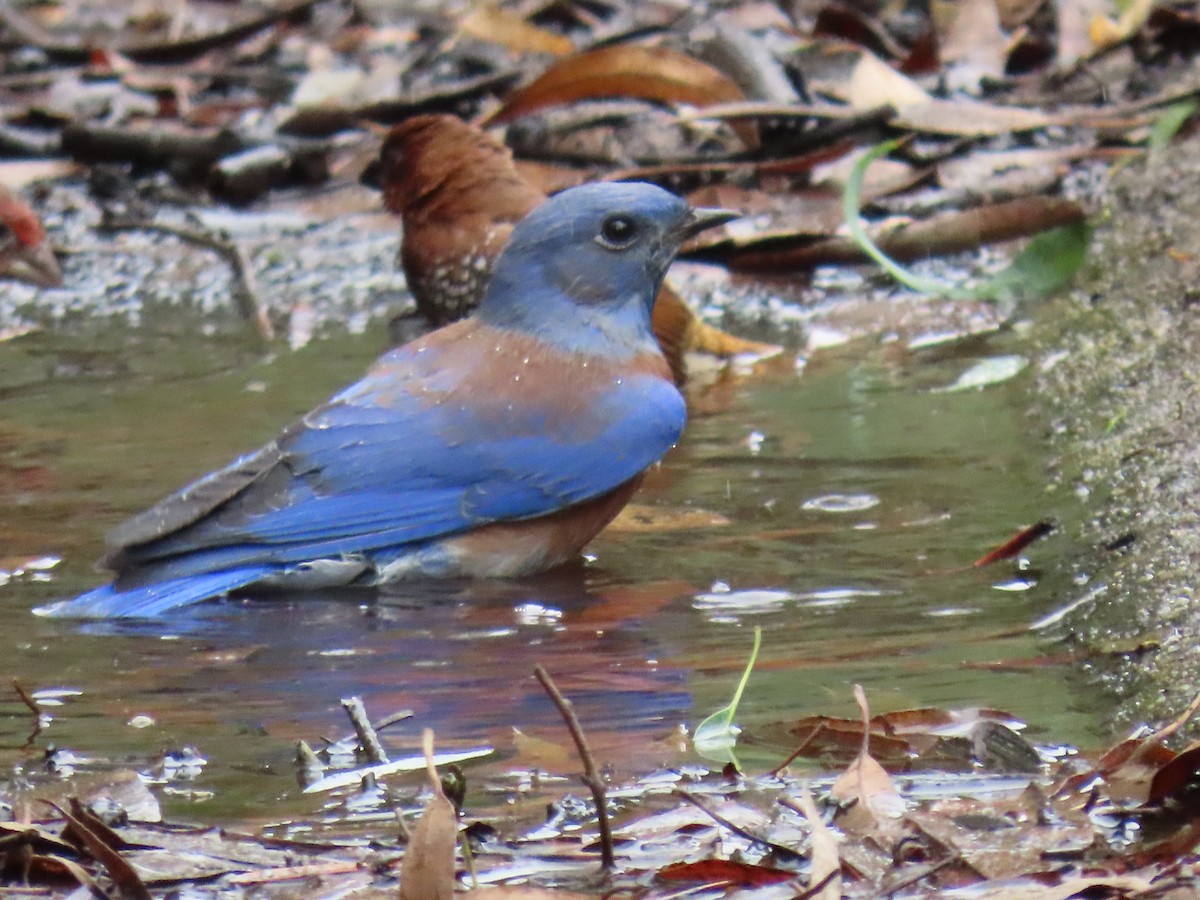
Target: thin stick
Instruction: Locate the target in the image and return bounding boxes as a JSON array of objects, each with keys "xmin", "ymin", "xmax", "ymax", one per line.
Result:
[
  {"xmin": 341, "ymin": 696, "xmax": 389, "ymax": 765},
  {"xmin": 768, "ymin": 723, "xmax": 825, "ymax": 778},
  {"xmin": 677, "ymin": 790, "xmax": 801, "ymax": 861},
  {"xmin": 11, "ymin": 679, "xmax": 39, "ymax": 718},
  {"xmin": 533, "ymin": 664, "xmax": 614, "ymax": 870},
  {"xmin": 12, "ymin": 679, "xmax": 42, "ymax": 746},
  {"xmin": 97, "ymin": 215, "xmax": 275, "ymax": 342}
]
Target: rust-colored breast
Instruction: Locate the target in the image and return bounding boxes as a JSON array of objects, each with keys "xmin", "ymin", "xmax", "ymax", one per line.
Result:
[{"xmin": 441, "ymin": 476, "xmax": 642, "ymax": 577}]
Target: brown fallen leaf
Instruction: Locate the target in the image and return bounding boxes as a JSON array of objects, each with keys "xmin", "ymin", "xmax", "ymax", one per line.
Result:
[
  {"xmin": 937, "ymin": 0, "xmax": 1012, "ymax": 86},
  {"xmin": 847, "ymin": 50, "xmax": 932, "ymax": 108},
  {"xmin": 1057, "ymin": 0, "xmax": 1110, "ymax": 66},
  {"xmin": 895, "ymin": 96, "xmax": 1065, "ymax": 136},
  {"xmin": 1146, "ymin": 739, "xmax": 1200, "ymax": 805},
  {"xmin": 791, "ymin": 783, "xmax": 841, "ymax": 900},
  {"xmin": 657, "ymin": 858, "xmax": 797, "ymax": 888},
  {"xmin": 45, "ymin": 800, "xmax": 151, "ymax": 900},
  {"xmin": 973, "ymin": 520, "xmax": 1056, "ymax": 567},
  {"xmin": 457, "ymin": 5, "xmax": 573, "ymax": 57},
  {"xmin": 399, "ymin": 729, "xmax": 457, "ymax": 900},
  {"xmin": 1089, "ymin": 0, "xmax": 1153, "ymax": 53},
  {"xmin": 1055, "ymin": 690, "xmax": 1200, "ymax": 804},
  {"xmin": 831, "ymin": 685, "xmax": 904, "ymax": 829},
  {"xmin": 484, "ymin": 44, "xmax": 753, "ymax": 145},
  {"xmin": 32, "ymin": 854, "xmax": 104, "ymax": 894}
]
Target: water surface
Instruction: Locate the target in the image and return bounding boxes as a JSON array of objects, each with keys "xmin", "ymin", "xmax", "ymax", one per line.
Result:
[{"xmin": 0, "ymin": 316, "xmax": 1106, "ymax": 826}]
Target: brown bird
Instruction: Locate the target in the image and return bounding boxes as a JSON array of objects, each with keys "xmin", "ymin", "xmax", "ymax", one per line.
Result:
[
  {"xmin": 378, "ymin": 114, "xmax": 776, "ymax": 385},
  {"xmin": 0, "ymin": 185, "xmax": 62, "ymax": 288}
]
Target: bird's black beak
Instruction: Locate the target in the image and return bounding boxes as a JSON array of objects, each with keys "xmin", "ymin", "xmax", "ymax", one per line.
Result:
[{"xmin": 677, "ymin": 206, "xmax": 739, "ymax": 240}]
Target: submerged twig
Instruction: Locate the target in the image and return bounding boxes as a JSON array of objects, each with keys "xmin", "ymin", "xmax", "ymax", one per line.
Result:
[
  {"xmin": 533, "ymin": 664, "xmax": 614, "ymax": 870},
  {"xmin": 341, "ymin": 696, "xmax": 389, "ymax": 765},
  {"xmin": 768, "ymin": 723, "xmax": 826, "ymax": 778},
  {"xmin": 97, "ymin": 213, "xmax": 275, "ymax": 342},
  {"xmin": 12, "ymin": 679, "xmax": 43, "ymax": 747}
]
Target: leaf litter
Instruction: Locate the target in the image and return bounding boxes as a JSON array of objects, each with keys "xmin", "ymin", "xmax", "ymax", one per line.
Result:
[{"xmin": 8, "ymin": 669, "xmax": 1200, "ymax": 896}]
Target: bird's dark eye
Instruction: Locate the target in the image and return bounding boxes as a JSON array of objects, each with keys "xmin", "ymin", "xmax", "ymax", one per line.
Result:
[{"xmin": 596, "ymin": 215, "xmax": 639, "ymax": 250}]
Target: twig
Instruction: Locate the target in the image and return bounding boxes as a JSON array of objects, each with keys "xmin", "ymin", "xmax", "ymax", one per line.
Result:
[
  {"xmin": 12, "ymin": 679, "xmax": 43, "ymax": 747},
  {"xmin": 878, "ymin": 852, "xmax": 962, "ymax": 896},
  {"xmin": 533, "ymin": 664, "xmax": 615, "ymax": 870},
  {"xmin": 97, "ymin": 214, "xmax": 275, "ymax": 342},
  {"xmin": 375, "ymin": 709, "xmax": 415, "ymax": 731},
  {"xmin": 768, "ymin": 723, "xmax": 825, "ymax": 778},
  {"xmin": 341, "ymin": 696, "xmax": 389, "ymax": 765},
  {"xmin": 11, "ymin": 678, "xmax": 39, "ymax": 718},
  {"xmin": 675, "ymin": 790, "xmax": 802, "ymax": 862}
]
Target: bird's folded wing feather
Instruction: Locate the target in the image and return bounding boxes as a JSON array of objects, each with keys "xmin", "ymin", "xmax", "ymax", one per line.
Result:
[{"xmin": 105, "ymin": 349, "xmax": 684, "ymax": 578}]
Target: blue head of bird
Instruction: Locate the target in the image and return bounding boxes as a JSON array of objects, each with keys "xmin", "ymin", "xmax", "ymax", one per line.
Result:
[{"xmin": 479, "ymin": 181, "xmax": 735, "ymax": 358}]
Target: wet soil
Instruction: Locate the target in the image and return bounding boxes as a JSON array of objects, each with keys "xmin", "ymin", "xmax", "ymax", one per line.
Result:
[{"xmin": 1034, "ymin": 134, "xmax": 1200, "ymax": 727}]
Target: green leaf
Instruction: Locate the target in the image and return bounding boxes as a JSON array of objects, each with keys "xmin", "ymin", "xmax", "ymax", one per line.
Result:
[
  {"xmin": 1148, "ymin": 100, "xmax": 1198, "ymax": 154},
  {"xmin": 843, "ymin": 141, "xmax": 1090, "ymax": 304},
  {"xmin": 981, "ymin": 220, "xmax": 1091, "ymax": 302},
  {"xmin": 694, "ymin": 626, "xmax": 762, "ymax": 763}
]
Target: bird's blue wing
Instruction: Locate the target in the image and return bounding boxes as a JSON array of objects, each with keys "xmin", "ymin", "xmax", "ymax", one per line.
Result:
[{"xmin": 107, "ymin": 348, "xmax": 684, "ymax": 581}]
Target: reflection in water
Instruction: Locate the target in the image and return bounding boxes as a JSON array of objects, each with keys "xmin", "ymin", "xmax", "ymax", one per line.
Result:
[{"xmin": 0, "ymin": 324, "xmax": 1111, "ymax": 823}]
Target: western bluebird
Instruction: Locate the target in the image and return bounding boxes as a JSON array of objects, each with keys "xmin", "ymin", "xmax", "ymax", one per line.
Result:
[
  {"xmin": 39, "ymin": 181, "xmax": 736, "ymax": 619},
  {"xmin": 377, "ymin": 114, "xmax": 778, "ymax": 385}
]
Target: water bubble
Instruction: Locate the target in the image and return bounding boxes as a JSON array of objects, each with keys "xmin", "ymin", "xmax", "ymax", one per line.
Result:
[{"xmin": 802, "ymin": 493, "xmax": 880, "ymax": 513}]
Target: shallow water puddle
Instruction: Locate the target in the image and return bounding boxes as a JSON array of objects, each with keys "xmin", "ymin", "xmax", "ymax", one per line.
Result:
[{"xmin": 0, "ymin": 319, "xmax": 1106, "ymax": 826}]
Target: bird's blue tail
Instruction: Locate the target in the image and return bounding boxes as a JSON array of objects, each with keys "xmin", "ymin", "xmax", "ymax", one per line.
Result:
[{"xmin": 34, "ymin": 566, "xmax": 273, "ymax": 619}]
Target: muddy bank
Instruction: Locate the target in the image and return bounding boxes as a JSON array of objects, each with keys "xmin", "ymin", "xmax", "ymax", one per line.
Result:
[{"xmin": 1034, "ymin": 135, "xmax": 1200, "ymax": 726}]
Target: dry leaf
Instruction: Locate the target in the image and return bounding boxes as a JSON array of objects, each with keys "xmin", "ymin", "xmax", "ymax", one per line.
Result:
[
  {"xmin": 1057, "ymin": 0, "xmax": 1109, "ymax": 66},
  {"xmin": 794, "ymin": 783, "xmax": 840, "ymax": 900},
  {"xmin": 485, "ymin": 44, "xmax": 749, "ymax": 142},
  {"xmin": 657, "ymin": 858, "xmax": 797, "ymax": 888},
  {"xmin": 399, "ymin": 730, "xmax": 457, "ymax": 900},
  {"xmin": 895, "ymin": 97, "xmax": 1063, "ymax": 136},
  {"xmin": 0, "ymin": 159, "xmax": 83, "ymax": 189},
  {"xmin": 846, "ymin": 52, "xmax": 931, "ymax": 109},
  {"xmin": 830, "ymin": 685, "xmax": 904, "ymax": 825},
  {"xmin": 1089, "ymin": 0, "xmax": 1153, "ymax": 52},
  {"xmin": 47, "ymin": 800, "xmax": 151, "ymax": 900},
  {"xmin": 458, "ymin": 6, "xmax": 573, "ymax": 57},
  {"xmin": 938, "ymin": 0, "xmax": 1010, "ymax": 85}
]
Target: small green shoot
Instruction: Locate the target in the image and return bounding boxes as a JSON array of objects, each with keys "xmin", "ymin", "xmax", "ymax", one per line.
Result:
[
  {"xmin": 843, "ymin": 140, "xmax": 958, "ymax": 297},
  {"xmin": 843, "ymin": 141, "xmax": 1090, "ymax": 303},
  {"xmin": 1148, "ymin": 100, "xmax": 1198, "ymax": 155},
  {"xmin": 1106, "ymin": 408, "xmax": 1127, "ymax": 434},
  {"xmin": 694, "ymin": 626, "xmax": 762, "ymax": 764}
]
